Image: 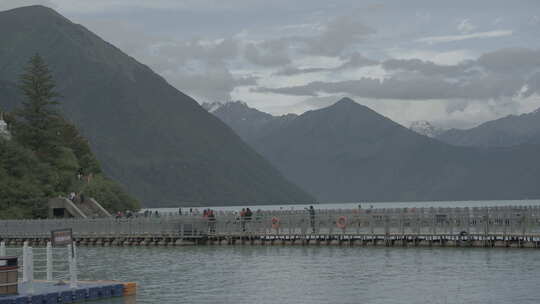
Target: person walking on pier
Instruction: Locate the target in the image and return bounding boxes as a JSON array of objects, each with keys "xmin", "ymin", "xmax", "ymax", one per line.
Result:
[
  {"xmin": 208, "ymin": 209, "xmax": 216, "ymax": 234},
  {"xmin": 245, "ymin": 208, "xmax": 253, "ymax": 232},
  {"xmin": 240, "ymin": 208, "xmax": 247, "ymax": 232},
  {"xmin": 308, "ymin": 206, "xmax": 316, "ymax": 233}
]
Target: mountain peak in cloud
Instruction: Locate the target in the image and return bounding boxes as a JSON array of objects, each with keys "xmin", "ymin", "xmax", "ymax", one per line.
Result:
[
  {"xmin": 334, "ymin": 97, "xmax": 356, "ymax": 106},
  {"xmin": 2, "ymin": 5, "xmax": 62, "ymax": 18}
]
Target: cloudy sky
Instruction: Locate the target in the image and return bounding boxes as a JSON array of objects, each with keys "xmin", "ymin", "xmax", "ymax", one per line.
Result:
[{"xmin": 2, "ymin": 0, "xmax": 540, "ymax": 129}]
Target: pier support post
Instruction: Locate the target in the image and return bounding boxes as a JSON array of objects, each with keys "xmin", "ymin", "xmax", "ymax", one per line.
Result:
[
  {"xmin": 46, "ymin": 242, "xmax": 53, "ymax": 281},
  {"xmin": 68, "ymin": 244, "xmax": 78, "ymax": 288},
  {"xmin": 28, "ymin": 246, "xmax": 34, "ymax": 294},
  {"xmin": 0, "ymin": 241, "xmax": 5, "ymax": 256},
  {"xmin": 22, "ymin": 243, "xmax": 34, "ymax": 293},
  {"xmin": 22, "ymin": 242, "xmax": 29, "ymax": 283}
]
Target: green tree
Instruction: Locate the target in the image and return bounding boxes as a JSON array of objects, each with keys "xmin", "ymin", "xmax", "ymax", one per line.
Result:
[
  {"xmin": 56, "ymin": 117, "xmax": 101, "ymax": 175},
  {"xmin": 0, "ymin": 138, "xmax": 54, "ymax": 218},
  {"xmin": 15, "ymin": 54, "xmax": 60, "ymax": 157},
  {"xmin": 81, "ymin": 175, "xmax": 139, "ymax": 212},
  {"xmin": 0, "ymin": 54, "xmax": 140, "ymax": 219}
]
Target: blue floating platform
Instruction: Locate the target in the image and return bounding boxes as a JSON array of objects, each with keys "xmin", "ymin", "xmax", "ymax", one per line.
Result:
[{"xmin": 0, "ymin": 281, "xmax": 131, "ymax": 304}]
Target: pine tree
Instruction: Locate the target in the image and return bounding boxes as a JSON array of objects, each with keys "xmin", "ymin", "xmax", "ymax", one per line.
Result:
[{"xmin": 15, "ymin": 54, "xmax": 60, "ymax": 156}]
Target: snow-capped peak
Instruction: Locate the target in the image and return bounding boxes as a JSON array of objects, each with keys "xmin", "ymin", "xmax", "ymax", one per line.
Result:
[
  {"xmin": 409, "ymin": 120, "xmax": 443, "ymax": 138},
  {"xmin": 201, "ymin": 101, "xmax": 224, "ymax": 113},
  {"xmin": 202, "ymin": 101, "xmax": 250, "ymax": 113}
]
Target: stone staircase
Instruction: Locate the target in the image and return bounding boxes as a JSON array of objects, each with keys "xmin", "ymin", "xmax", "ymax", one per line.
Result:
[
  {"xmin": 75, "ymin": 198, "xmax": 111, "ymax": 218},
  {"xmin": 48, "ymin": 197, "xmax": 111, "ymax": 218}
]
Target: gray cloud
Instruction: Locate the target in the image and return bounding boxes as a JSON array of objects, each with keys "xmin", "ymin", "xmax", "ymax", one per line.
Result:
[
  {"xmin": 118, "ymin": 38, "xmax": 247, "ymax": 102},
  {"xmin": 381, "ymin": 58, "xmax": 473, "ymax": 77},
  {"xmin": 78, "ymin": 19, "xmax": 246, "ymax": 101},
  {"xmin": 244, "ymin": 40, "xmax": 291, "ymax": 67},
  {"xmin": 254, "ymin": 77, "xmax": 464, "ymax": 99},
  {"xmin": 255, "ymin": 74, "xmax": 525, "ymax": 100},
  {"xmin": 275, "ymin": 52, "xmax": 378, "ymax": 76},
  {"xmin": 476, "ymin": 48, "xmax": 540, "ymax": 73},
  {"xmin": 6, "ymin": 0, "xmax": 538, "ymax": 130},
  {"xmin": 299, "ymin": 15, "xmax": 375, "ymax": 56},
  {"xmin": 245, "ymin": 14, "xmax": 374, "ymax": 68},
  {"xmin": 382, "ymin": 49, "xmax": 540, "ymax": 79},
  {"xmin": 169, "ymin": 64, "xmax": 257, "ymax": 101},
  {"xmin": 256, "ymin": 48, "xmax": 539, "ymax": 101},
  {"xmin": 337, "ymin": 52, "xmax": 379, "ymax": 69},
  {"xmin": 525, "ymin": 72, "xmax": 540, "ymax": 97},
  {"xmin": 157, "ymin": 38, "xmax": 239, "ymax": 65},
  {"xmin": 77, "ymin": 9, "xmax": 377, "ymax": 99},
  {"xmin": 416, "ymin": 30, "xmax": 513, "ymax": 44},
  {"xmin": 275, "ymin": 66, "xmax": 328, "ymax": 76}
]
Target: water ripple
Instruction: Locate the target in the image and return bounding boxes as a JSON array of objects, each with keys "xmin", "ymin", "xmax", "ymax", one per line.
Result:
[{"xmin": 76, "ymin": 246, "xmax": 540, "ymax": 304}]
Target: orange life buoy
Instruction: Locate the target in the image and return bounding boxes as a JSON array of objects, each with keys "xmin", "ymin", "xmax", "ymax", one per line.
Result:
[
  {"xmin": 336, "ymin": 216, "xmax": 347, "ymax": 229},
  {"xmin": 271, "ymin": 217, "xmax": 280, "ymax": 229}
]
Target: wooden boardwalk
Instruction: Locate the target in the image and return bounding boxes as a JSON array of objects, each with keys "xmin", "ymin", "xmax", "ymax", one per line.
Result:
[{"xmin": 1, "ymin": 205, "xmax": 539, "ymax": 248}]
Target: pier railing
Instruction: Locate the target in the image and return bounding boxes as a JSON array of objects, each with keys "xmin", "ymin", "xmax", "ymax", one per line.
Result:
[
  {"xmin": 0, "ymin": 241, "xmax": 78, "ymax": 287},
  {"xmin": 1, "ymin": 206, "xmax": 539, "ymax": 238},
  {"xmin": 206, "ymin": 205, "xmax": 540, "ymax": 236},
  {"xmin": 0, "ymin": 217, "xmax": 206, "ymax": 238}
]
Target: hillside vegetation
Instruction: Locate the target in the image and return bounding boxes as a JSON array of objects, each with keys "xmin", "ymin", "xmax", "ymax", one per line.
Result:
[{"xmin": 0, "ymin": 54, "xmax": 139, "ymax": 219}]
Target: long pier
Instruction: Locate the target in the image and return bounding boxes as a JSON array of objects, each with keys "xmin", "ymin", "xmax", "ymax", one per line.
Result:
[{"xmin": 1, "ymin": 205, "xmax": 539, "ymax": 248}]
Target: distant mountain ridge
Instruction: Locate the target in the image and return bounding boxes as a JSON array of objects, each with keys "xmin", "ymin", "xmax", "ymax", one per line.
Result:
[
  {"xmin": 0, "ymin": 6, "xmax": 314, "ymax": 206},
  {"xmin": 206, "ymin": 97, "xmax": 540, "ymax": 202},
  {"xmin": 436, "ymin": 108, "xmax": 540, "ymax": 147},
  {"xmin": 202, "ymin": 101, "xmax": 298, "ymax": 143}
]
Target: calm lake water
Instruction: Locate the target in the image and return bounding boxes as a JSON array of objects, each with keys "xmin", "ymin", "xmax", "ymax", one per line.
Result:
[
  {"xmin": 33, "ymin": 200, "xmax": 540, "ymax": 303},
  {"xmin": 79, "ymin": 246, "xmax": 540, "ymax": 304}
]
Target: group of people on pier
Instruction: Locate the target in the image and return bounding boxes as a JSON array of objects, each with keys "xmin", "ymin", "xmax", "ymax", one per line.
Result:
[
  {"xmin": 239, "ymin": 208, "xmax": 253, "ymax": 231},
  {"xmin": 202, "ymin": 209, "xmax": 217, "ymax": 233},
  {"xmin": 116, "ymin": 210, "xmax": 136, "ymax": 218}
]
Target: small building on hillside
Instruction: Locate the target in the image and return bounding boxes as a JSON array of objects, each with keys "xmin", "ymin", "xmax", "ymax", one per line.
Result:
[{"xmin": 0, "ymin": 113, "xmax": 11, "ymax": 140}]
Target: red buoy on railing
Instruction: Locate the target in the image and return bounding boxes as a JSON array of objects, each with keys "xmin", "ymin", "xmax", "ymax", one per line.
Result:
[
  {"xmin": 271, "ymin": 217, "xmax": 280, "ymax": 230},
  {"xmin": 336, "ymin": 216, "xmax": 347, "ymax": 229}
]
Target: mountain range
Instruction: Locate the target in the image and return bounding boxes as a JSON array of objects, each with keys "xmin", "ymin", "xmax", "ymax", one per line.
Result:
[
  {"xmin": 0, "ymin": 6, "xmax": 313, "ymax": 206},
  {"xmin": 204, "ymin": 98, "xmax": 540, "ymax": 202},
  {"xmin": 202, "ymin": 101, "xmax": 298, "ymax": 143},
  {"xmin": 436, "ymin": 109, "xmax": 540, "ymax": 147},
  {"xmin": 3, "ymin": 5, "xmax": 538, "ymax": 207}
]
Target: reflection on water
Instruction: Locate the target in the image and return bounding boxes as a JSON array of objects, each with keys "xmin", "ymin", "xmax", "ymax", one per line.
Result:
[
  {"xmin": 94, "ymin": 297, "xmax": 135, "ymax": 304},
  {"xmin": 79, "ymin": 246, "xmax": 540, "ymax": 304}
]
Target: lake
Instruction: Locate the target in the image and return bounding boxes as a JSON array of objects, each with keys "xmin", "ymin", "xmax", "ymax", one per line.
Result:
[
  {"xmin": 79, "ymin": 246, "xmax": 540, "ymax": 304},
  {"xmin": 29, "ymin": 199, "xmax": 540, "ymax": 303}
]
